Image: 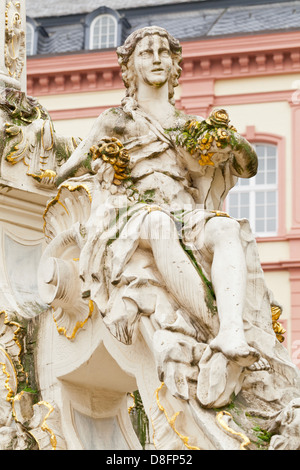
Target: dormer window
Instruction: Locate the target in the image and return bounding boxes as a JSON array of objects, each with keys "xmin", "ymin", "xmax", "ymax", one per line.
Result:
[
  {"xmin": 90, "ymin": 14, "xmax": 118, "ymax": 50},
  {"xmin": 26, "ymin": 22, "xmax": 35, "ymax": 56},
  {"xmin": 85, "ymin": 7, "xmax": 129, "ymax": 51},
  {"xmin": 26, "ymin": 17, "xmax": 38, "ymax": 56}
]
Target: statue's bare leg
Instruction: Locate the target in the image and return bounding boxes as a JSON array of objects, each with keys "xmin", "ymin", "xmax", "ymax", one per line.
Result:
[
  {"xmin": 203, "ymin": 216, "xmax": 259, "ymax": 366},
  {"xmin": 140, "ymin": 210, "xmax": 259, "ymax": 367},
  {"xmin": 139, "ymin": 210, "xmax": 219, "ymax": 337}
]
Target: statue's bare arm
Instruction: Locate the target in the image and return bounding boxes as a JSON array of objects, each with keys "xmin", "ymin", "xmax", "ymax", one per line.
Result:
[
  {"xmin": 179, "ymin": 110, "xmax": 258, "ymax": 180},
  {"xmin": 228, "ymin": 133, "xmax": 258, "ymax": 178},
  {"xmin": 56, "ymin": 109, "xmax": 117, "ymax": 185}
]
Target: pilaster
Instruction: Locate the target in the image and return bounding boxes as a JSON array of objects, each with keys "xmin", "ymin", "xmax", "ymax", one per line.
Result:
[
  {"xmin": 287, "ymin": 98, "xmax": 300, "ymax": 353},
  {"xmin": 178, "ymin": 76, "xmax": 215, "ymax": 117},
  {"xmin": 289, "ymin": 102, "xmax": 300, "ymax": 233},
  {"xmin": 289, "ymin": 266, "xmax": 300, "ymax": 350}
]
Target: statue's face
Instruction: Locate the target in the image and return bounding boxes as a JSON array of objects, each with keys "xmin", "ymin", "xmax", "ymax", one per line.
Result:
[{"xmin": 133, "ymin": 34, "xmax": 173, "ymax": 88}]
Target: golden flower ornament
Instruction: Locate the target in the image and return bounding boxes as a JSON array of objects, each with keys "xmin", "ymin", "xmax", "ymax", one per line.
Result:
[{"xmin": 90, "ymin": 137, "xmax": 131, "ymax": 185}]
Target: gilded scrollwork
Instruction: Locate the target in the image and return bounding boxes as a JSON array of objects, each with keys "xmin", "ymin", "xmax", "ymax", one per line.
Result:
[
  {"xmin": 36, "ymin": 180, "xmax": 97, "ymax": 340},
  {"xmin": 0, "ymin": 311, "xmax": 66, "ymax": 450},
  {"xmin": 0, "ymin": 88, "xmax": 81, "ymax": 187},
  {"xmin": 150, "ymin": 382, "xmax": 201, "ymax": 450},
  {"xmin": 216, "ymin": 411, "xmax": 251, "ymax": 451},
  {"xmin": 0, "ymin": 311, "xmax": 32, "ymax": 449}
]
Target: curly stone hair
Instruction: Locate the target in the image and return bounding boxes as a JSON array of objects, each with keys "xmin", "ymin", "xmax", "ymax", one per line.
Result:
[{"xmin": 116, "ymin": 26, "xmax": 182, "ymax": 112}]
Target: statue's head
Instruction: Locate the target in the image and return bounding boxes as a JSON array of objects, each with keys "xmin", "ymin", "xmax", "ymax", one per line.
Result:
[{"xmin": 117, "ymin": 26, "xmax": 182, "ymax": 107}]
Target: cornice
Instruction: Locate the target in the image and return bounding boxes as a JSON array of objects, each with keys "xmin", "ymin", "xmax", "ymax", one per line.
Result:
[
  {"xmin": 26, "ymin": 31, "xmax": 300, "ymax": 97},
  {"xmin": 262, "ymin": 260, "xmax": 300, "ymax": 272},
  {"xmin": 180, "ymin": 31, "xmax": 300, "ymax": 81},
  {"xmin": 181, "ymin": 31, "xmax": 300, "ymax": 58}
]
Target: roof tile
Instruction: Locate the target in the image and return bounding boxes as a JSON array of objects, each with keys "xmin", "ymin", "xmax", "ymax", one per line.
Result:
[{"xmin": 26, "ymin": 0, "xmax": 203, "ymax": 18}]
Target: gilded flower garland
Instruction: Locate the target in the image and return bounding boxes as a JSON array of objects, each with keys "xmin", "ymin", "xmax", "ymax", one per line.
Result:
[
  {"xmin": 271, "ymin": 305, "xmax": 286, "ymax": 343},
  {"xmin": 175, "ymin": 109, "xmax": 237, "ymax": 167},
  {"xmin": 90, "ymin": 137, "xmax": 131, "ymax": 185}
]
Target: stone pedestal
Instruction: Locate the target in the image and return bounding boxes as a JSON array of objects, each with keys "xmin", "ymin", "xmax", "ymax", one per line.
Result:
[{"xmin": 0, "ymin": 0, "xmax": 26, "ymax": 91}]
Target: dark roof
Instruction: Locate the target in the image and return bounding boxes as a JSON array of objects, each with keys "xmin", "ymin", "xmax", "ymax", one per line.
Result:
[
  {"xmin": 26, "ymin": 0, "xmax": 300, "ymax": 56},
  {"xmin": 26, "ymin": 0, "xmax": 205, "ymax": 18},
  {"xmin": 209, "ymin": 2, "xmax": 300, "ymax": 36},
  {"xmin": 37, "ymin": 24, "xmax": 84, "ymax": 55}
]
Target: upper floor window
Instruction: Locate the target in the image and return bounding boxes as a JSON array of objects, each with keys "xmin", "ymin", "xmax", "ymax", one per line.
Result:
[
  {"xmin": 90, "ymin": 14, "xmax": 118, "ymax": 50},
  {"xmin": 226, "ymin": 143, "xmax": 278, "ymax": 237},
  {"xmin": 26, "ymin": 22, "xmax": 35, "ymax": 56}
]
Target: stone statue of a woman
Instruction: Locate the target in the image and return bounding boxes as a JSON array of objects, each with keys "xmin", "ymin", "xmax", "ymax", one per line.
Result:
[
  {"xmin": 39, "ymin": 26, "xmax": 300, "ymax": 449},
  {"xmin": 56, "ymin": 26, "xmax": 264, "ymax": 367}
]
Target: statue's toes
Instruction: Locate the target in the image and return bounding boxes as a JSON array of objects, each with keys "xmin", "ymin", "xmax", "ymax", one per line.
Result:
[
  {"xmin": 234, "ymin": 347, "xmax": 260, "ymax": 367},
  {"xmin": 247, "ymin": 357, "xmax": 270, "ymax": 372}
]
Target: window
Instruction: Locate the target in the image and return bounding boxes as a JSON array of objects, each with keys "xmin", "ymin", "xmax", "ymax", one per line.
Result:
[
  {"xmin": 26, "ymin": 22, "xmax": 35, "ymax": 56},
  {"xmin": 226, "ymin": 143, "xmax": 278, "ymax": 237},
  {"xmin": 85, "ymin": 7, "xmax": 129, "ymax": 50},
  {"xmin": 90, "ymin": 14, "xmax": 118, "ymax": 50}
]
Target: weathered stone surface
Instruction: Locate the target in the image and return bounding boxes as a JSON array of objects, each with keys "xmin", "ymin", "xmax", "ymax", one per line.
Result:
[{"xmin": 1, "ymin": 15, "xmax": 300, "ymax": 450}]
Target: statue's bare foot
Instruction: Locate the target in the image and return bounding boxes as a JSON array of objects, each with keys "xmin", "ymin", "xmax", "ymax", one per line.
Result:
[{"xmin": 209, "ymin": 332, "xmax": 260, "ymax": 367}]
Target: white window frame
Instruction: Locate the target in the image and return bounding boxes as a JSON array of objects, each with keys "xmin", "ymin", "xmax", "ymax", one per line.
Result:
[
  {"xmin": 89, "ymin": 14, "xmax": 118, "ymax": 50},
  {"xmin": 226, "ymin": 143, "xmax": 278, "ymax": 237},
  {"xmin": 26, "ymin": 22, "xmax": 35, "ymax": 56}
]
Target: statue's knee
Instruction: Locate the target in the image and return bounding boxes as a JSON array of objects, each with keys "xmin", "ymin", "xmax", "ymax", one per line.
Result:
[
  {"xmin": 205, "ymin": 216, "xmax": 240, "ymax": 247},
  {"xmin": 142, "ymin": 209, "xmax": 176, "ymax": 241}
]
